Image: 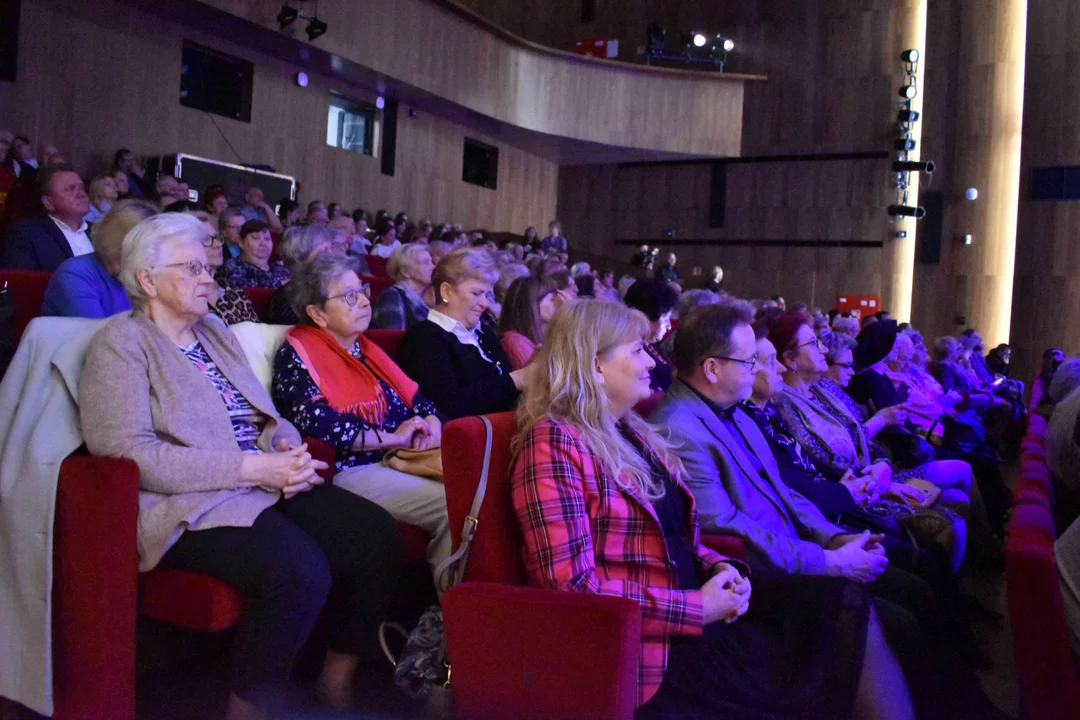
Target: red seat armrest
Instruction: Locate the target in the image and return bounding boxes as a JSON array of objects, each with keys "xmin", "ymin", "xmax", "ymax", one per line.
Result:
[
  {"xmin": 304, "ymin": 437, "xmax": 337, "ymax": 484},
  {"xmin": 53, "ymin": 455, "xmax": 140, "ymax": 720},
  {"xmin": 701, "ymin": 532, "xmax": 747, "ymax": 561},
  {"xmin": 443, "ymin": 582, "xmax": 640, "ymax": 720}
]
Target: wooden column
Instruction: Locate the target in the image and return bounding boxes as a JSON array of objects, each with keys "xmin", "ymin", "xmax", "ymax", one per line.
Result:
[
  {"xmin": 882, "ymin": 0, "xmax": 928, "ymax": 322},
  {"xmin": 944, "ymin": 0, "xmax": 1027, "ymax": 347}
]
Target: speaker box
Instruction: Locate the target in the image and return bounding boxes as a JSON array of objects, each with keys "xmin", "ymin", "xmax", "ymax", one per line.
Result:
[
  {"xmin": 917, "ymin": 190, "xmax": 944, "ymax": 264},
  {"xmin": 381, "ymin": 100, "xmax": 398, "ymax": 177}
]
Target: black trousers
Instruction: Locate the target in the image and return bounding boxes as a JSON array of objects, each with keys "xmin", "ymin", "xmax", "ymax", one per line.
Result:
[{"xmin": 157, "ymin": 484, "xmax": 404, "ymax": 710}]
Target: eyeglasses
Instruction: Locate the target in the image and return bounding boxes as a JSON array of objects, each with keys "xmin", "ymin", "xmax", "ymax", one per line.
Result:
[
  {"xmin": 203, "ymin": 233, "xmax": 223, "ymax": 247},
  {"xmin": 325, "ymin": 284, "xmax": 372, "ymax": 307},
  {"xmin": 829, "ymin": 360, "xmax": 855, "ymax": 369},
  {"xmin": 705, "ymin": 352, "xmax": 759, "ymax": 369},
  {"xmin": 794, "ymin": 338, "xmax": 824, "ymax": 352},
  {"xmin": 159, "ymin": 260, "xmax": 212, "ymax": 277}
]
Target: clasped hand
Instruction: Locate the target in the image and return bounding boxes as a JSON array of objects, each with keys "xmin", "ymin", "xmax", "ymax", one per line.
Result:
[
  {"xmin": 388, "ymin": 416, "xmax": 441, "ymax": 450},
  {"xmin": 825, "ymin": 531, "xmax": 888, "ymax": 583},
  {"xmin": 702, "ymin": 562, "xmax": 752, "ymax": 625},
  {"xmin": 242, "ymin": 441, "xmax": 330, "ymax": 499}
]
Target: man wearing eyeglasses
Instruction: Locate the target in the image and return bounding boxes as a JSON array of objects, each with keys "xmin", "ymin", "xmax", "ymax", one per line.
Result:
[{"xmin": 650, "ymin": 301, "xmax": 890, "ymax": 584}]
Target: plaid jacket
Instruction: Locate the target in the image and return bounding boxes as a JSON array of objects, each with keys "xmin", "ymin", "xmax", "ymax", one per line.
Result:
[{"xmin": 511, "ymin": 417, "xmax": 746, "ymax": 706}]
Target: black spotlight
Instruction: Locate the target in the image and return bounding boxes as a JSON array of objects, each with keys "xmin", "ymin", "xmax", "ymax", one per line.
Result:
[
  {"xmin": 897, "ymin": 109, "xmax": 921, "ymax": 124},
  {"xmin": 888, "ymin": 204, "xmax": 927, "ymax": 219},
  {"xmin": 895, "ymin": 138, "xmax": 916, "ymax": 152},
  {"xmin": 892, "ymin": 160, "xmax": 935, "ymax": 173},
  {"xmin": 306, "ymin": 17, "xmax": 328, "ymax": 40},
  {"xmin": 899, "ymin": 83, "xmax": 917, "ymax": 99},
  {"xmin": 901, "ymin": 49, "xmax": 920, "ymax": 63},
  {"xmin": 277, "ymin": 4, "xmax": 298, "ymax": 28}
]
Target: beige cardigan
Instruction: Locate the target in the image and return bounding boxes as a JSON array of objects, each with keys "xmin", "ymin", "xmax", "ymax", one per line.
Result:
[{"xmin": 80, "ymin": 312, "xmax": 301, "ymax": 571}]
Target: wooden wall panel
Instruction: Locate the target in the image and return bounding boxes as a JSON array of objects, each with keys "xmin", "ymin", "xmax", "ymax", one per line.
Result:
[
  {"xmin": 0, "ymin": 0, "xmax": 558, "ymax": 233},
  {"xmin": 558, "ymin": 159, "xmax": 886, "ymax": 307},
  {"xmin": 549, "ymin": 0, "xmax": 929, "ymax": 317},
  {"xmin": 1010, "ymin": 0, "xmax": 1080, "ymax": 381},
  {"xmin": 199, "ymin": 0, "xmax": 759, "ymax": 157}
]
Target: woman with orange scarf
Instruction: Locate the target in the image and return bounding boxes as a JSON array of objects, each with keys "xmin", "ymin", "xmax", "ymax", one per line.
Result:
[{"xmin": 271, "ymin": 255, "xmax": 450, "ymax": 573}]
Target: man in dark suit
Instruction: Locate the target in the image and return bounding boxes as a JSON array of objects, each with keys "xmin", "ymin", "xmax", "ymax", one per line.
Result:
[{"xmin": 2, "ymin": 165, "xmax": 92, "ymax": 272}]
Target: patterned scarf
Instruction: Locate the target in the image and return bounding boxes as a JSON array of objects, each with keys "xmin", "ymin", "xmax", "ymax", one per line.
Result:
[{"xmin": 780, "ymin": 384, "xmax": 867, "ymax": 470}]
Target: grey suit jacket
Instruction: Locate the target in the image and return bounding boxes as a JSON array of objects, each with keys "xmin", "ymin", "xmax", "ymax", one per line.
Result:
[{"xmin": 651, "ymin": 381, "xmax": 845, "ymax": 576}]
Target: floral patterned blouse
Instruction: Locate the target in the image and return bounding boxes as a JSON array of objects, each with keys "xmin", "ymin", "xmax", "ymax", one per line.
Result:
[
  {"xmin": 181, "ymin": 340, "xmax": 265, "ymax": 453},
  {"xmin": 217, "ymin": 258, "xmax": 290, "ymax": 290},
  {"xmin": 271, "ymin": 340, "xmax": 442, "ymax": 473}
]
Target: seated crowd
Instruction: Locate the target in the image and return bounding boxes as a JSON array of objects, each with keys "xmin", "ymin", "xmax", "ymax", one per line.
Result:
[{"xmin": 0, "ymin": 136, "xmax": 1040, "ymax": 720}]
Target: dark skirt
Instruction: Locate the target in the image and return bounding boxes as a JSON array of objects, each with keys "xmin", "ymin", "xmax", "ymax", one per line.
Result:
[{"xmin": 637, "ymin": 575, "xmax": 869, "ymax": 720}]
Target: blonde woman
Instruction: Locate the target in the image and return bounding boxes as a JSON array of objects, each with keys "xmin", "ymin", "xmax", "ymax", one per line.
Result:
[
  {"xmin": 397, "ymin": 248, "xmax": 530, "ymax": 419},
  {"xmin": 84, "ymin": 173, "xmax": 119, "ymax": 223},
  {"xmin": 511, "ymin": 300, "xmax": 913, "ymax": 719}
]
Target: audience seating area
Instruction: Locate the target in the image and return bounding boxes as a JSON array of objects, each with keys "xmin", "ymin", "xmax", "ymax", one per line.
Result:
[{"xmin": 1005, "ymin": 376, "xmax": 1080, "ymax": 720}]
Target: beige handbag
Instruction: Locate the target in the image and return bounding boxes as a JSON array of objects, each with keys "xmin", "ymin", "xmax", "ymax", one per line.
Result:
[{"xmin": 381, "ymin": 446, "xmax": 443, "ymax": 481}]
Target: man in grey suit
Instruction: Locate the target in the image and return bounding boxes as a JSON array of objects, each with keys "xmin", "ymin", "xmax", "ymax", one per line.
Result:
[{"xmin": 651, "ymin": 301, "xmax": 888, "ymax": 583}]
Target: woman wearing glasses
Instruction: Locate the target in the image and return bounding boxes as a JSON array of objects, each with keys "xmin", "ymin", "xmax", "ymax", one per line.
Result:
[
  {"xmin": 188, "ymin": 210, "xmax": 260, "ymax": 325},
  {"xmin": 769, "ymin": 312, "xmax": 972, "ymax": 572},
  {"xmin": 80, "ymin": 214, "xmax": 403, "ymax": 717},
  {"xmin": 42, "ymin": 199, "xmax": 157, "ymax": 318},
  {"xmin": 271, "ymin": 255, "xmax": 451, "ymax": 575}
]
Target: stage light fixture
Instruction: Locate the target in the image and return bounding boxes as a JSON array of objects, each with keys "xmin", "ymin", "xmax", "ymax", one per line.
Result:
[
  {"xmin": 888, "ymin": 204, "xmax": 926, "ymax": 219},
  {"xmin": 721, "ymin": 37, "xmax": 735, "ymax": 52},
  {"xmin": 899, "ymin": 83, "xmax": 918, "ymax": 99},
  {"xmin": 897, "ymin": 109, "xmax": 920, "ymax": 124},
  {"xmin": 306, "ymin": 17, "xmax": 327, "ymax": 40},
  {"xmin": 692, "ymin": 32, "xmax": 707, "ymax": 47},
  {"xmin": 892, "ymin": 160, "xmax": 935, "ymax": 174},
  {"xmin": 895, "ymin": 138, "xmax": 916, "ymax": 152},
  {"xmin": 375, "ymin": 95, "xmax": 385, "ymax": 110},
  {"xmin": 277, "ymin": 4, "xmax": 299, "ymax": 28},
  {"xmin": 901, "ymin": 49, "xmax": 920, "ymax": 63}
]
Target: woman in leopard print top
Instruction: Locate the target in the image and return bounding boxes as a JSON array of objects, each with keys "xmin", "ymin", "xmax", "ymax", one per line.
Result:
[{"xmin": 193, "ymin": 212, "xmax": 260, "ymax": 324}]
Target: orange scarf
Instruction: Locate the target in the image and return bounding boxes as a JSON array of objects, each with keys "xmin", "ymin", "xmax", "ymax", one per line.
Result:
[{"xmin": 285, "ymin": 325, "xmax": 419, "ymax": 427}]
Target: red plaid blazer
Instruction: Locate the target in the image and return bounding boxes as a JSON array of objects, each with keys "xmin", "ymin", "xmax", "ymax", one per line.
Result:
[{"xmin": 511, "ymin": 417, "xmax": 747, "ymax": 706}]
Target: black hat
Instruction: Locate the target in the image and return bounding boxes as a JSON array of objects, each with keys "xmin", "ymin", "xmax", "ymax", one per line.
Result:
[{"xmin": 853, "ymin": 319, "xmax": 898, "ymax": 373}]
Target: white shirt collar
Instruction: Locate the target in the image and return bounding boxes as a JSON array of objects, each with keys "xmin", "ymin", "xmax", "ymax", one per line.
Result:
[
  {"xmin": 49, "ymin": 215, "xmax": 93, "ymax": 257},
  {"xmin": 427, "ymin": 308, "xmax": 480, "ymax": 341},
  {"xmin": 49, "ymin": 215, "xmax": 89, "ymax": 235}
]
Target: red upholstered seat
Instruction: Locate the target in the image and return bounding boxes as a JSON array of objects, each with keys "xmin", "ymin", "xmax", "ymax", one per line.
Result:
[
  {"xmin": 0, "ymin": 268, "xmax": 52, "ymax": 341},
  {"xmin": 364, "ymin": 329, "xmax": 405, "ymax": 359},
  {"xmin": 140, "ymin": 568, "xmax": 244, "ymax": 631},
  {"xmin": 361, "ymin": 273, "xmax": 393, "ymax": 302},
  {"xmin": 365, "ymin": 255, "xmax": 388, "ymax": 278},
  {"xmin": 1006, "ymin": 503, "xmax": 1080, "ymax": 720},
  {"xmin": 242, "ymin": 286, "xmax": 274, "ymax": 322},
  {"xmin": 1004, "ymin": 376, "xmax": 1080, "ymax": 720},
  {"xmin": 633, "ymin": 389, "xmax": 665, "ymax": 418}
]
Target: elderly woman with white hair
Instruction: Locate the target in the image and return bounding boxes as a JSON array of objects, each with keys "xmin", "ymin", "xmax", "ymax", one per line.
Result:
[
  {"xmin": 80, "ymin": 213, "xmax": 403, "ymax": 718},
  {"xmin": 370, "ymin": 242, "xmax": 434, "ymax": 330},
  {"xmin": 831, "ymin": 314, "xmax": 860, "ymax": 339}
]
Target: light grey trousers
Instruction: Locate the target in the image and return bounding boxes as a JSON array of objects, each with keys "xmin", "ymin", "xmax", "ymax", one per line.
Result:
[{"xmin": 334, "ymin": 463, "xmax": 452, "ymax": 576}]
